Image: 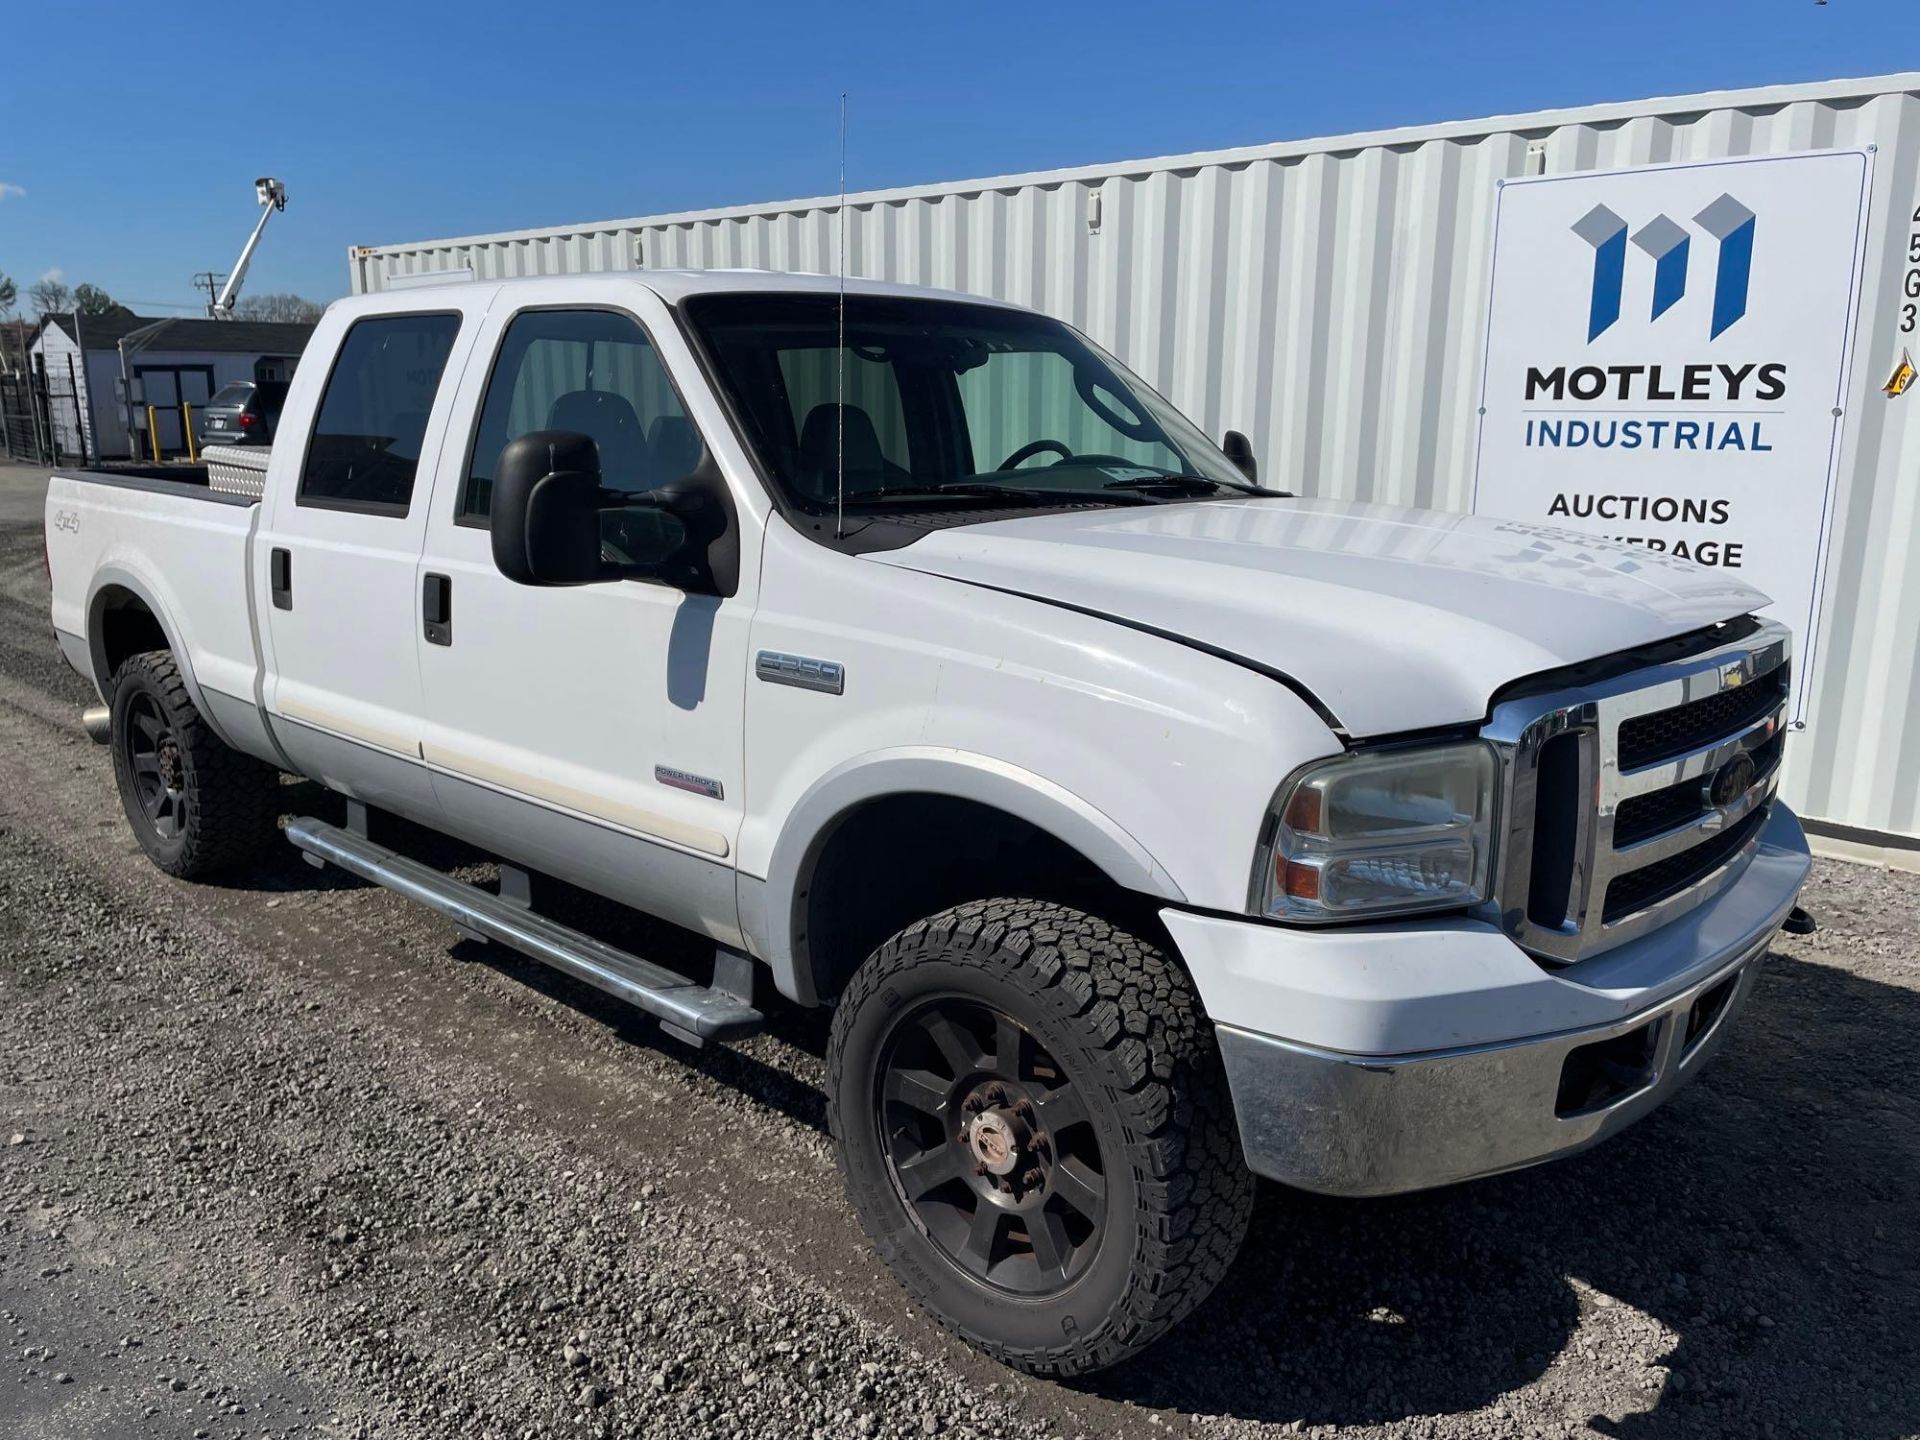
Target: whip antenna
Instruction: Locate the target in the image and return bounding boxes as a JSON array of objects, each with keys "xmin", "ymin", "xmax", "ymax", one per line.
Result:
[{"xmin": 835, "ymin": 91, "xmax": 848, "ymax": 540}]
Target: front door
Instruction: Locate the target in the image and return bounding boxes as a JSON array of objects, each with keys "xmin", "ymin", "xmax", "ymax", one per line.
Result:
[
  {"xmin": 256, "ymin": 292, "xmax": 491, "ymax": 822},
  {"xmin": 413, "ymin": 283, "xmax": 757, "ymax": 946}
]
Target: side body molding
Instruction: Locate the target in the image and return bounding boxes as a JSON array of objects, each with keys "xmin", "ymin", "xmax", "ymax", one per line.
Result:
[{"xmin": 748, "ymin": 747, "xmax": 1187, "ymax": 1005}]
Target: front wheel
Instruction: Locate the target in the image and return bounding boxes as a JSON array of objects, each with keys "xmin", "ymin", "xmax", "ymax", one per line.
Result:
[{"xmin": 827, "ymin": 899, "xmax": 1254, "ymax": 1375}]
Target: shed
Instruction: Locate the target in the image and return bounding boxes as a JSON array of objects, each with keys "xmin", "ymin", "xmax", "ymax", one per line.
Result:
[{"xmin": 31, "ymin": 313, "xmax": 315, "ymax": 460}]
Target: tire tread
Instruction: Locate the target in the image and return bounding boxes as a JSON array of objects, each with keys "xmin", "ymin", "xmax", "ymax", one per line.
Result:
[
  {"xmin": 110, "ymin": 650, "xmax": 278, "ymax": 878},
  {"xmin": 827, "ymin": 897, "xmax": 1254, "ymax": 1376}
]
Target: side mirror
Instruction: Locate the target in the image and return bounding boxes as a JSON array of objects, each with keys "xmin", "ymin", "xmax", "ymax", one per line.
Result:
[
  {"xmin": 489, "ymin": 429, "xmax": 741, "ymax": 597},
  {"xmin": 1222, "ymin": 429, "xmax": 1259, "ymax": 484},
  {"xmin": 490, "ymin": 430, "xmax": 608, "ymax": 586}
]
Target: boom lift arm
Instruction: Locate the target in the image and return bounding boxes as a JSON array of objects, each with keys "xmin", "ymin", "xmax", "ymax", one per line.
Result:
[{"xmin": 210, "ymin": 178, "xmax": 287, "ymax": 319}]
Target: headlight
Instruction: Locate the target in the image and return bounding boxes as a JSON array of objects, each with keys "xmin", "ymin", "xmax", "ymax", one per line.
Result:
[{"xmin": 1252, "ymin": 742, "xmax": 1498, "ymax": 921}]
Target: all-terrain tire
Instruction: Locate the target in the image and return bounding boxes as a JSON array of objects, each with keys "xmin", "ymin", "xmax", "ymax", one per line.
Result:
[
  {"xmin": 108, "ymin": 649, "xmax": 279, "ymax": 878},
  {"xmin": 827, "ymin": 898, "xmax": 1254, "ymax": 1376}
]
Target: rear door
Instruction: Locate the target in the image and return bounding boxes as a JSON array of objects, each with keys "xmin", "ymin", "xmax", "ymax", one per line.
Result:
[{"xmin": 255, "ymin": 290, "xmax": 491, "ymax": 821}]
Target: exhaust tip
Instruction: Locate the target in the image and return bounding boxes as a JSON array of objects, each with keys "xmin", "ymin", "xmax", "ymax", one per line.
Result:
[
  {"xmin": 1781, "ymin": 905, "xmax": 1818, "ymax": 936},
  {"xmin": 82, "ymin": 704, "xmax": 111, "ymax": 744}
]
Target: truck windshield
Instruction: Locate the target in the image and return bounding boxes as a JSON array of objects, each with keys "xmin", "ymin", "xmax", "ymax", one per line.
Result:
[{"xmin": 681, "ymin": 293, "xmax": 1258, "ymax": 515}]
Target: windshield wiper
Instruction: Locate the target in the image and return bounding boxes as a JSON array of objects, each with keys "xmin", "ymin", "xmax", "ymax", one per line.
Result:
[
  {"xmin": 841, "ymin": 482, "xmax": 1159, "ymax": 507},
  {"xmin": 1101, "ymin": 472, "xmax": 1278, "ymax": 497}
]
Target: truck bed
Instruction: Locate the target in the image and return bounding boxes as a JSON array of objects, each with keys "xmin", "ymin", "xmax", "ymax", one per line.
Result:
[
  {"xmin": 44, "ymin": 468, "xmax": 264, "ymax": 722},
  {"xmin": 53, "ymin": 464, "xmax": 254, "ymax": 507}
]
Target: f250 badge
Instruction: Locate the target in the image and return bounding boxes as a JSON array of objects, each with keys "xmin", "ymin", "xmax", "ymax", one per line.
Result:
[{"xmin": 52, "ymin": 509, "xmax": 80, "ymax": 534}]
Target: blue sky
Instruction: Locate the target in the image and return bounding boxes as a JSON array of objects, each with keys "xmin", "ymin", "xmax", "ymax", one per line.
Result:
[{"xmin": 1, "ymin": 1, "xmax": 1911, "ymax": 315}]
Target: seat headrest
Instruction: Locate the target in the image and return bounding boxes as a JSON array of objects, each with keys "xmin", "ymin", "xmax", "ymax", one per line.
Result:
[
  {"xmin": 798, "ymin": 403, "xmax": 885, "ymax": 494},
  {"xmin": 547, "ymin": 390, "xmax": 648, "ymax": 484}
]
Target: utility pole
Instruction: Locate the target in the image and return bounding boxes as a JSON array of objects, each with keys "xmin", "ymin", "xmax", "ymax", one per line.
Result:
[{"xmin": 192, "ymin": 272, "xmax": 227, "ymax": 317}]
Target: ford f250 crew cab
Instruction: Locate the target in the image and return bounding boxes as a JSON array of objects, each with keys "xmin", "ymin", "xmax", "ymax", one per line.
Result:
[{"xmin": 45, "ymin": 271, "xmax": 1812, "ymax": 1375}]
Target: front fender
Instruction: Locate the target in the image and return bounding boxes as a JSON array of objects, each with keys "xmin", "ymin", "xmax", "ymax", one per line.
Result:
[{"xmin": 747, "ymin": 747, "xmax": 1186, "ymax": 1004}]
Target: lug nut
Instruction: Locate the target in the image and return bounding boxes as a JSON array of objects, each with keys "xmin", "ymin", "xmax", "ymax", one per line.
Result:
[{"xmin": 1021, "ymin": 1168, "xmax": 1043, "ymax": 1188}]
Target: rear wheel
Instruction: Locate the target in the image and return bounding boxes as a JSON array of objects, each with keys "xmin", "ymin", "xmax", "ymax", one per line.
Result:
[
  {"xmin": 108, "ymin": 650, "xmax": 278, "ymax": 878},
  {"xmin": 828, "ymin": 898, "xmax": 1254, "ymax": 1375}
]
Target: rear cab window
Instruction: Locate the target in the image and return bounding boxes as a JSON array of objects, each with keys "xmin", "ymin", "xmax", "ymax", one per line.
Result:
[{"xmin": 298, "ymin": 313, "xmax": 462, "ymax": 515}]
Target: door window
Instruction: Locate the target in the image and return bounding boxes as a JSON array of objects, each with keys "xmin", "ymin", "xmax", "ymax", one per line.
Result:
[
  {"xmin": 298, "ymin": 312, "xmax": 462, "ymax": 515},
  {"xmin": 462, "ymin": 309, "xmax": 701, "ymax": 520}
]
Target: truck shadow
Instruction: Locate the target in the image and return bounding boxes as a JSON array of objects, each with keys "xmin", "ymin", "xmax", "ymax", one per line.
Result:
[
  {"xmin": 1082, "ymin": 951, "xmax": 1920, "ymax": 1437},
  {"xmin": 239, "ymin": 779, "xmax": 839, "ymax": 1131},
  {"xmin": 232, "ymin": 799, "xmax": 1916, "ymax": 1434}
]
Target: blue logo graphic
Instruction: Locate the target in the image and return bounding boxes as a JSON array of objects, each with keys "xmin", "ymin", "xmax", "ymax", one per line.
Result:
[{"xmin": 1570, "ymin": 194, "xmax": 1754, "ymax": 342}]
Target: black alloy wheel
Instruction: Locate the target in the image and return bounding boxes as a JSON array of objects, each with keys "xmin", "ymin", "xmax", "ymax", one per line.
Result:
[
  {"xmin": 828, "ymin": 899, "xmax": 1255, "ymax": 1375},
  {"xmin": 107, "ymin": 649, "xmax": 279, "ymax": 878},
  {"xmin": 876, "ymin": 997, "xmax": 1107, "ymax": 1296},
  {"xmin": 121, "ymin": 688, "xmax": 188, "ymax": 841}
]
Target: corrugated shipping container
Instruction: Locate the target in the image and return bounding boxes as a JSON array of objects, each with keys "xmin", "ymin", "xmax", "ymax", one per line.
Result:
[{"xmin": 350, "ymin": 73, "xmax": 1920, "ymax": 850}]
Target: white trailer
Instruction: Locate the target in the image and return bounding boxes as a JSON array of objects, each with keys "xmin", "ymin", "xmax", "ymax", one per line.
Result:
[{"xmin": 346, "ymin": 73, "xmax": 1920, "ymax": 855}]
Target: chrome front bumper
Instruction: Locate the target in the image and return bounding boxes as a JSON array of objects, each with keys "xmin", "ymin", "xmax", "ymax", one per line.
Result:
[{"xmin": 1205, "ymin": 804, "xmax": 1810, "ymax": 1197}]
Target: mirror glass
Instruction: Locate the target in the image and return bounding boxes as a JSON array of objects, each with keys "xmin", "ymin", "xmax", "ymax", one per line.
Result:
[{"xmin": 599, "ymin": 504, "xmax": 687, "ymax": 569}]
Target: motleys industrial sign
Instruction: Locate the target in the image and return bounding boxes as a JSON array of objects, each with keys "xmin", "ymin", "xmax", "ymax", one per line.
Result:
[{"xmin": 1472, "ymin": 148, "xmax": 1873, "ymax": 722}]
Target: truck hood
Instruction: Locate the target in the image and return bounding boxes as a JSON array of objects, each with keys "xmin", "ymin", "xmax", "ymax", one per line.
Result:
[{"xmin": 865, "ymin": 497, "xmax": 1767, "ymax": 737}]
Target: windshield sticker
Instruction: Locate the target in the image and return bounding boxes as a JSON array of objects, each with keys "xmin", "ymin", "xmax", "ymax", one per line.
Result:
[{"xmin": 1098, "ymin": 466, "xmax": 1161, "ymax": 482}]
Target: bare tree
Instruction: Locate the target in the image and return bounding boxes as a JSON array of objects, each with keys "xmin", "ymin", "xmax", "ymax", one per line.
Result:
[
  {"xmin": 29, "ymin": 276, "xmax": 72, "ymax": 316},
  {"xmin": 0, "ymin": 271, "xmax": 20, "ymax": 376},
  {"xmin": 234, "ymin": 293, "xmax": 325, "ymax": 324}
]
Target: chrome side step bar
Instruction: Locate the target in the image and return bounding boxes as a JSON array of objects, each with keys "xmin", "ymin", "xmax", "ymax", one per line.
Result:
[{"xmin": 285, "ymin": 816, "xmax": 763, "ymax": 1045}]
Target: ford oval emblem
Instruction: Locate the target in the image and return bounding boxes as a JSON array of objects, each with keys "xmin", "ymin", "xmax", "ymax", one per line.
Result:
[{"xmin": 1706, "ymin": 752, "xmax": 1757, "ymax": 810}]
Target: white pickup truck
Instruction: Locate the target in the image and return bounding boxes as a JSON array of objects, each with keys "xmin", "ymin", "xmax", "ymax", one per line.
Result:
[{"xmin": 45, "ymin": 271, "xmax": 1812, "ymax": 1375}]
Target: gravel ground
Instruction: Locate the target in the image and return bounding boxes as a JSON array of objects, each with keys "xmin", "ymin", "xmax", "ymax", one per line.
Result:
[{"xmin": 1, "ymin": 461, "xmax": 1915, "ymax": 1439}]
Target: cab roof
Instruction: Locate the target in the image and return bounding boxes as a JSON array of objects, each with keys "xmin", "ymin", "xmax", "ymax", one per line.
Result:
[{"xmin": 342, "ymin": 269, "xmax": 1021, "ymax": 313}]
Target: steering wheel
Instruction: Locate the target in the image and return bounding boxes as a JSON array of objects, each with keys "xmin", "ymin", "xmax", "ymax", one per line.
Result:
[{"xmin": 997, "ymin": 438, "xmax": 1074, "ymax": 470}]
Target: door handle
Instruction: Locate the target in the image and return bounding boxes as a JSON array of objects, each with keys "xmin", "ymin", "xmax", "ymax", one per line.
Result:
[
  {"xmin": 423, "ymin": 573, "xmax": 452, "ymax": 646},
  {"xmin": 270, "ymin": 547, "xmax": 292, "ymax": 610}
]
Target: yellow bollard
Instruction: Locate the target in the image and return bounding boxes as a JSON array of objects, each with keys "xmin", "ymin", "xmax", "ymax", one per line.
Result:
[
  {"xmin": 183, "ymin": 403, "xmax": 198, "ymax": 464},
  {"xmin": 146, "ymin": 406, "xmax": 162, "ymax": 463}
]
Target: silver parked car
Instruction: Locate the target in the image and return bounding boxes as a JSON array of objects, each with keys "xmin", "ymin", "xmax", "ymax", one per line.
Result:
[{"xmin": 196, "ymin": 380, "xmax": 288, "ymax": 447}]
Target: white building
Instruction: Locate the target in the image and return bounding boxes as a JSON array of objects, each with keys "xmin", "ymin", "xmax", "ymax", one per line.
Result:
[{"xmin": 31, "ymin": 313, "xmax": 313, "ymax": 461}]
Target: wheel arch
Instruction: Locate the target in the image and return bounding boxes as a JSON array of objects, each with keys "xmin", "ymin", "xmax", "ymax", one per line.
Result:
[
  {"xmin": 752, "ymin": 749, "xmax": 1186, "ymax": 1006},
  {"xmin": 86, "ymin": 567, "xmax": 228, "ymax": 745}
]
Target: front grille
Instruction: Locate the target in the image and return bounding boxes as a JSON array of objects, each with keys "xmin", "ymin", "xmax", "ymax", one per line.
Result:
[
  {"xmin": 1603, "ymin": 805, "xmax": 1769, "ymax": 923},
  {"xmin": 1486, "ymin": 620, "xmax": 1791, "ymax": 964},
  {"xmin": 1613, "ymin": 726, "xmax": 1787, "ymax": 848},
  {"xmin": 1617, "ymin": 663, "xmax": 1789, "ymax": 770},
  {"xmin": 1525, "ymin": 732, "xmax": 1584, "ymax": 929},
  {"xmin": 1613, "ymin": 782, "xmax": 1708, "ymax": 848}
]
